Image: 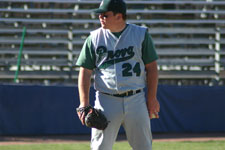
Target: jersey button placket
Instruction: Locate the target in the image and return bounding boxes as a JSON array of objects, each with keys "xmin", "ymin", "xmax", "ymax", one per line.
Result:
[{"xmin": 114, "ymin": 42, "xmax": 119, "ymax": 92}]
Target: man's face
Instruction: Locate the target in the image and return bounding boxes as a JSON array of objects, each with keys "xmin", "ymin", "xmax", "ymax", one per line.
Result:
[{"xmin": 99, "ymin": 11, "xmax": 118, "ymax": 30}]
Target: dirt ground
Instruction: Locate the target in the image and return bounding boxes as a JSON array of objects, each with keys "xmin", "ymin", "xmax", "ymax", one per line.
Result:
[{"xmin": 0, "ymin": 133, "xmax": 225, "ymax": 145}]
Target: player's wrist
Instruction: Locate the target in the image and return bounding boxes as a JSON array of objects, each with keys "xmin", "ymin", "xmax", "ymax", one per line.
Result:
[
  {"xmin": 79, "ymin": 101, "xmax": 90, "ymax": 108},
  {"xmin": 79, "ymin": 104, "xmax": 90, "ymax": 109},
  {"xmin": 147, "ymin": 95, "xmax": 157, "ymax": 101}
]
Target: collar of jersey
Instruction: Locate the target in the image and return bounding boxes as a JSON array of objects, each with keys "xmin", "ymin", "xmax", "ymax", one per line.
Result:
[{"xmin": 111, "ymin": 24, "xmax": 129, "ymax": 38}]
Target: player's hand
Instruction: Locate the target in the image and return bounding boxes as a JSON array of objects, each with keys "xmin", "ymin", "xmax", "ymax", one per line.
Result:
[
  {"xmin": 77, "ymin": 105, "xmax": 89, "ymax": 125},
  {"xmin": 147, "ymin": 98, "xmax": 160, "ymax": 119}
]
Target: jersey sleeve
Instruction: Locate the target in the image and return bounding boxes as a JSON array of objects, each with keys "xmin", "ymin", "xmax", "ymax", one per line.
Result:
[
  {"xmin": 142, "ymin": 30, "xmax": 158, "ymax": 64},
  {"xmin": 76, "ymin": 35, "xmax": 96, "ymax": 70}
]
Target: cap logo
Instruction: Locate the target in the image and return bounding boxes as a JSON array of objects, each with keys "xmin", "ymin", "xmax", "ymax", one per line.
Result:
[{"xmin": 100, "ymin": 1, "xmax": 104, "ymax": 7}]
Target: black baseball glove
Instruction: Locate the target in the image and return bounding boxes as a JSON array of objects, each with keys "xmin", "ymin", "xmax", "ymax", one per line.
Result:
[{"xmin": 76, "ymin": 105, "xmax": 109, "ymax": 130}]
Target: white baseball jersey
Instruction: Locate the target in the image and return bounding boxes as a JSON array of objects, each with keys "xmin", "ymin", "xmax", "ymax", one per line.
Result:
[{"xmin": 90, "ymin": 24, "xmax": 147, "ymax": 94}]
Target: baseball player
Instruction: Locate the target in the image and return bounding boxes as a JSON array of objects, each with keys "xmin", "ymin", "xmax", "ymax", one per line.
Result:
[{"xmin": 76, "ymin": 0, "xmax": 160, "ymax": 150}]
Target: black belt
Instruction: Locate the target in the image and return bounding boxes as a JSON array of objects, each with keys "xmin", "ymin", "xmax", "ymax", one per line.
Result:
[{"xmin": 103, "ymin": 89, "xmax": 142, "ymax": 97}]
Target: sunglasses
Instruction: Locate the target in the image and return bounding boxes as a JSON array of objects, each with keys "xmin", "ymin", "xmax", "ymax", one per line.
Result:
[
  {"xmin": 103, "ymin": 15, "xmax": 108, "ymax": 18},
  {"xmin": 99, "ymin": 13, "xmax": 109, "ymax": 19}
]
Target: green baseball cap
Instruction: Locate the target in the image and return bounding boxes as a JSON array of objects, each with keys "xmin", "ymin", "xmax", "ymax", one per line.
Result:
[{"xmin": 93, "ymin": 0, "xmax": 126, "ymax": 15}]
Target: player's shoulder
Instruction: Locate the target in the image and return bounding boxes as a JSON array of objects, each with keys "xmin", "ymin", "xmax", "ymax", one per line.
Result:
[
  {"xmin": 90, "ymin": 27, "xmax": 105, "ymax": 36},
  {"xmin": 128, "ymin": 24, "xmax": 147, "ymax": 31},
  {"xmin": 90, "ymin": 27, "xmax": 107, "ymax": 42},
  {"xmin": 127, "ymin": 24, "xmax": 147, "ymax": 38}
]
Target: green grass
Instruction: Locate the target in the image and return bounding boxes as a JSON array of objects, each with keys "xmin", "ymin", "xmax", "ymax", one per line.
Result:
[
  {"xmin": 153, "ymin": 141, "xmax": 225, "ymax": 150},
  {"xmin": 0, "ymin": 141, "xmax": 225, "ymax": 150}
]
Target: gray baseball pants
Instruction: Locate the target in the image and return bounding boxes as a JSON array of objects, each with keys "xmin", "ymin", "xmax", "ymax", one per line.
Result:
[{"xmin": 91, "ymin": 91, "xmax": 152, "ymax": 150}]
